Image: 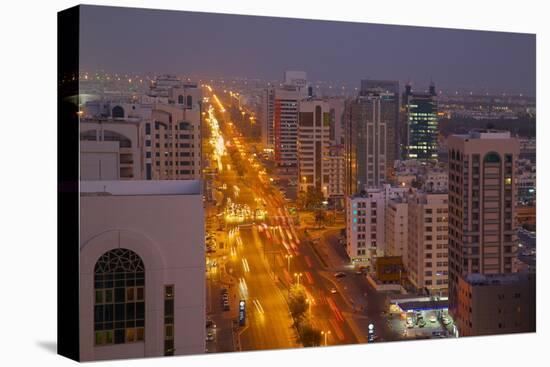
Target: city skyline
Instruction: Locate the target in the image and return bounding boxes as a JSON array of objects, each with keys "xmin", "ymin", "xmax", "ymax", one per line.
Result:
[{"xmin": 79, "ymin": 5, "xmax": 536, "ymax": 96}]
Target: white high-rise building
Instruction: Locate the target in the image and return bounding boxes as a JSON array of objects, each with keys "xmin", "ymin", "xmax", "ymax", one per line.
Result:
[
  {"xmin": 345, "ymin": 185, "xmax": 407, "ymax": 265},
  {"xmin": 298, "ymin": 99, "xmax": 331, "ymax": 198}
]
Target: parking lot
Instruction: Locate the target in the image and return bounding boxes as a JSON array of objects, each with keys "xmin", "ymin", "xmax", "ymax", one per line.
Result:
[{"xmin": 386, "ymin": 304, "xmax": 455, "ymax": 339}]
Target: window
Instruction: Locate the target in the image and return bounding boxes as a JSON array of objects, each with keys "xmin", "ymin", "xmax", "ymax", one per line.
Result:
[
  {"xmin": 94, "ymin": 249, "xmax": 145, "ymax": 346},
  {"xmin": 164, "ymin": 285, "xmax": 175, "ymax": 356},
  {"xmin": 178, "ymin": 95, "xmax": 184, "ymax": 104},
  {"xmin": 112, "ymin": 105, "xmax": 124, "ymax": 118}
]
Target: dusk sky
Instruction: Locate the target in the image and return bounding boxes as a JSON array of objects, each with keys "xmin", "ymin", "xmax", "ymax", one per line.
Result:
[{"xmin": 80, "ymin": 5, "xmax": 536, "ymax": 95}]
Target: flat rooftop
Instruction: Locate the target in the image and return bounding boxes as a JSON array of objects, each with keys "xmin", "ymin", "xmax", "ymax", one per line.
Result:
[
  {"xmin": 81, "ymin": 180, "xmax": 202, "ymax": 196},
  {"xmin": 464, "ymin": 272, "xmax": 534, "ymax": 286},
  {"xmin": 453, "ymin": 129, "xmax": 512, "ymax": 140}
]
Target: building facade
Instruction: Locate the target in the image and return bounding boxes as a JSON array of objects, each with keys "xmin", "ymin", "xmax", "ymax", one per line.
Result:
[
  {"xmin": 403, "ymin": 82, "xmax": 439, "ymax": 161},
  {"xmin": 260, "ymin": 86, "xmax": 275, "ymax": 149},
  {"xmin": 345, "ymin": 185, "xmax": 407, "ymax": 265},
  {"xmin": 456, "ymin": 273, "xmax": 535, "ymax": 337},
  {"xmin": 328, "ymin": 144, "xmax": 345, "ymax": 205},
  {"xmin": 79, "ymin": 180, "xmax": 205, "ymax": 361},
  {"xmin": 274, "ymin": 86, "xmax": 301, "ymax": 171},
  {"xmin": 407, "ymin": 190, "xmax": 449, "ymax": 294},
  {"xmin": 447, "ymin": 130, "xmax": 520, "ymax": 326},
  {"xmin": 385, "ymin": 197, "xmax": 408, "ymax": 259},
  {"xmin": 345, "ymin": 92, "xmax": 392, "ymax": 195},
  {"xmin": 148, "ymin": 102, "xmax": 202, "ymax": 180},
  {"xmin": 298, "ymin": 99, "xmax": 331, "ymax": 198}
]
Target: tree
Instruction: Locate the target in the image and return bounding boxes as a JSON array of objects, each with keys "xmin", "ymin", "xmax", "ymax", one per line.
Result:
[
  {"xmin": 288, "ymin": 284, "xmax": 308, "ymax": 325},
  {"xmin": 299, "ymin": 322, "xmax": 322, "ymax": 347}
]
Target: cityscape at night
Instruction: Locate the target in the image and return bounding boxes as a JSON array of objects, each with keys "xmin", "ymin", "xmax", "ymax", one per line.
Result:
[{"xmin": 72, "ymin": 5, "xmax": 536, "ymax": 361}]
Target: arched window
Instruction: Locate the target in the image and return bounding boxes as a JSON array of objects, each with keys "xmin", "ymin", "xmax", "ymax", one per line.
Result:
[
  {"xmin": 112, "ymin": 105, "xmax": 125, "ymax": 118},
  {"xmin": 186, "ymin": 95, "xmax": 192, "ymax": 108},
  {"xmin": 94, "ymin": 249, "xmax": 145, "ymax": 346},
  {"xmin": 484, "ymin": 152, "xmax": 501, "ymax": 163},
  {"xmin": 178, "ymin": 95, "xmax": 184, "ymax": 104}
]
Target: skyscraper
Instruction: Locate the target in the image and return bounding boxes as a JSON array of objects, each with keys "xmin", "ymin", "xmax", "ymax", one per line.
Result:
[
  {"xmin": 403, "ymin": 82, "xmax": 439, "ymax": 161},
  {"xmin": 274, "ymin": 86, "xmax": 301, "ymax": 172},
  {"xmin": 297, "ymin": 99, "xmax": 331, "ymax": 198},
  {"xmin": 447, "ymin": 129, "xmax": 520, "ymax": 330},
  {"xmin": 345, "ymin": 88, "xmax": 394, "ymax": 194},
  {"xmin": 360, "ymin": 80, "xmax": 399, "ymax": 166}
]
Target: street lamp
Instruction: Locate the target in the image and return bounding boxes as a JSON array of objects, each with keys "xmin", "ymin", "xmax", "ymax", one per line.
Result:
[
  {"xmin": 285, "ymin": 254, "xmax": 293, "ymax": 273},
  {"xmin": 294, "ymin": 272, "xmax": 303, "ymax": 286},
  {"xmin": 321, "ymin": 330, "xmax": 331, "ymax": 346}
]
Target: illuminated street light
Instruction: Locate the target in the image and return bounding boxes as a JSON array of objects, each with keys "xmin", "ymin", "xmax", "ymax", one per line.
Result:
[
  {"xmin": 285, "ymin": 254, "xmax": 293, "ymax": 273},
  {"xmin": 321, "ymin": 330, "xmax": 331, "ymax": 346},
  {"xmin": 294, "ymin": 272, "xmax": 303, "ymax": 286}
]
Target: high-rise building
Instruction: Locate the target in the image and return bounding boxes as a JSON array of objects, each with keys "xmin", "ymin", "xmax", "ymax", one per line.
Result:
[
  {"xmin": 327, "ymin": 144, "xmax": 345, "ymax": 206},
  {"xmin": 403, "ymin": 82, "xmax": 439, "ymax": 161},
  {"xmin": 297, "ymin": 99, "xmax": 331, "ymax": 198},
  {"xmin": 327, "ymin": 97, "xmax": 346, "ymax": 145},
  {"xmin": 345, "ymin": 185, "xmax": 407, "ymax": 265},
  {"xmin": 79, "ymin": 180, "xmax": 205, "ymax": 361},
  {"xmin": 260, "ymin": 86, "xmax": 275, "ymax": 149},
  {"xmin": 345, "ymin": 90, "xmax": 393, "ymax": 194},
  {"xmin": 274, "ymin": 86, "xmax": 301, "ymax": 171},
  {"xmin": 360, "ymin": 80, "xmax": 399, "ymax": 167},
  {"xmin": 407, "ymin": 190, "xmax": 449, "ymax": 294},
  {"xmin": 447, "ymin": 130, "xmax": 520, "ymax": 329}
]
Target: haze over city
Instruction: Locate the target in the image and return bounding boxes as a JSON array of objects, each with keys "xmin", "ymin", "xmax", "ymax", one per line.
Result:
[{"xmin": 79, "ymin": 5, "xmax": 536, "ymax": 96}]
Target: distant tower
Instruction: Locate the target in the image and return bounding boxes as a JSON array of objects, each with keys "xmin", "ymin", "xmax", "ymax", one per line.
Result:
[{"xmin": 429, "ymin": 80, "xmax": 436, "ymax": 96}]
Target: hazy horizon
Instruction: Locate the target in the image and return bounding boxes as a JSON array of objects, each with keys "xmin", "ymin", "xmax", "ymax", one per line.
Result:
[{"xmin": 79, "ymin": 5, "xmax": 536, "ymax": 96}]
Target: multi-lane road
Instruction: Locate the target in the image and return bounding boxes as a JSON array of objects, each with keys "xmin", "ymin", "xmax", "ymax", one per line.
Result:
[{"xmin": 204, "ymin": 87, "xmax": 391, "ymax": 351}]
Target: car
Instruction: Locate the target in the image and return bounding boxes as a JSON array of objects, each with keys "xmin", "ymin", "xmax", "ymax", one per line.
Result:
[
  {"xmin": 206, "ymin": 332, "xmax": 214, "ymax": 341},
  {"xmin": 330, "ymin": 288, "xmax": 338, "ymax": 294},
  {"xmin": 428, "ymin": 315, "xmax": 437, "ymax": 323},
  {"xmin": 206, "ymin": 319, "xmax": 216, "ymax": 329},
  {"xmin": 334, "ymin": 272, "xmax": 346, "ymax": 278},
  {"xmin": 355, "ymin": 270, "xmax": 363, "ymax": 275}
]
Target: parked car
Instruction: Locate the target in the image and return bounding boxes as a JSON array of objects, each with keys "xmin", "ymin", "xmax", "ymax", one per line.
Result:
[
  {"xmin": 206, "ymin": 332, "xmax": 214, "ymax": 341},
  {"xmin": 418, "ymin": 318, "xmax": 426, "ymax": 328}
]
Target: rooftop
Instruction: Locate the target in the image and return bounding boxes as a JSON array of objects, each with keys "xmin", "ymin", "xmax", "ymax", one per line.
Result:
[
  {"xmin": 80, "ymin": 180, "xmax": 202, "ymax": 196},
  {"xmin": 464, "ymin": 272, "xmax": 534, "ymax": 286},
  {"xmin": 461, "ymin": 129, "xmax": 512, "ymax": 139}
]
